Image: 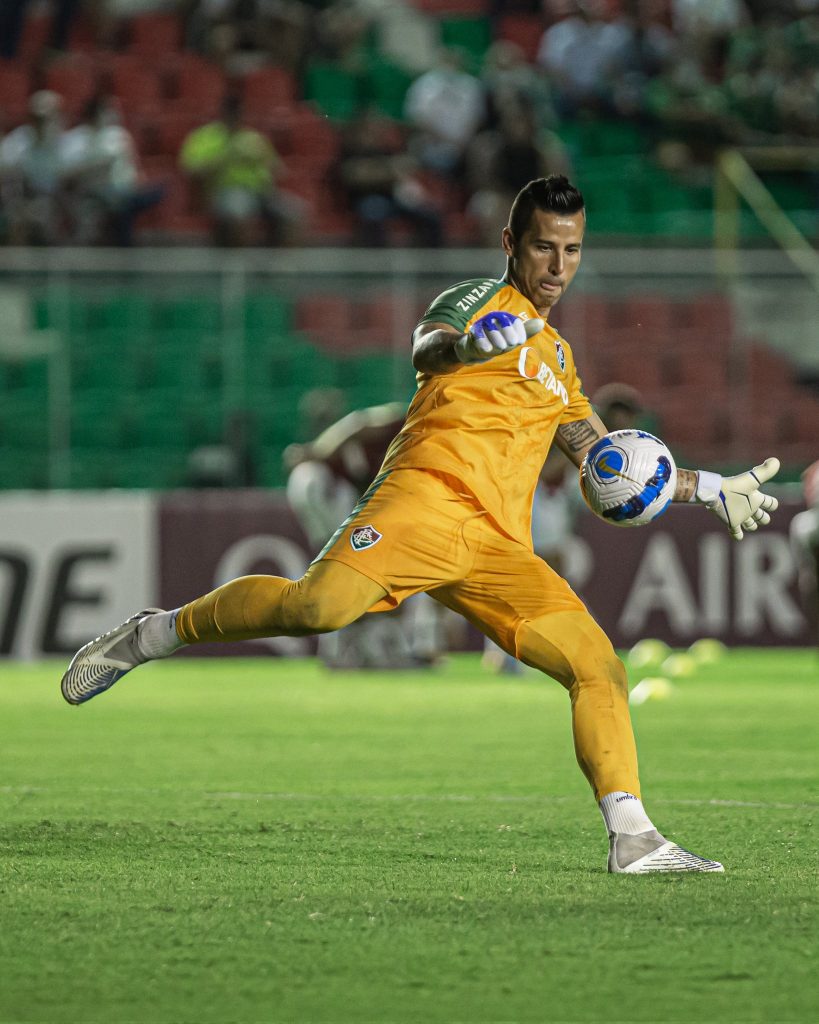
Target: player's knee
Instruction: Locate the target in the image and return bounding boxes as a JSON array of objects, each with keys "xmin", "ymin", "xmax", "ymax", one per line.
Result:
[{"xmin": 517, "ymin": 614, "xmax": 627, "ymax": 695}]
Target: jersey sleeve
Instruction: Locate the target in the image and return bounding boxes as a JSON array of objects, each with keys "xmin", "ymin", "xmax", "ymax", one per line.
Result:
[
  {"xmin": 559, "ymin": 351, "xmax": 593, "ymax": 424},
  {"xmin": 416, "ymin": 278, "xmax": 505, "ymax": 335}
]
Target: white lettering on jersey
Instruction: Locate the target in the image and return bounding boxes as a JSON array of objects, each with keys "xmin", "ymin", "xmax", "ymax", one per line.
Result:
[
  {"xmin": 518, "ymin": 346, "xmax": 569, "ymax": 404},
  {"xmin": 455, "ymin": 280, "xmax": 496, "ymax": 313}
]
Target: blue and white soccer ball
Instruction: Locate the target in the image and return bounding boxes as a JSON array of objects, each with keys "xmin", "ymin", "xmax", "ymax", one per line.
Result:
[{"xmin": 580, "ymin": 430, "xmax": 677, "ymax": 527}]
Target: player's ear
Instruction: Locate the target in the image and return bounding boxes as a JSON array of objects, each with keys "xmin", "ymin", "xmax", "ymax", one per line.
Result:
[{"xmin": 501, "ymin": 227, "xmax": 515, "ymax": 258}]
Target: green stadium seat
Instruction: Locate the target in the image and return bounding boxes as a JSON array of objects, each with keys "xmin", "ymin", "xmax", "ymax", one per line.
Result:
[
  {"xmin": 31, "ymin": 289, "xmax": 93, "ymax": 334},
  {"xmin": 366, "ymin": 60, "xmax": 415, "ymax": 121},
  {"xmin": 155, "ymin": 296, "xmax": 223, "ymax": 334},
  {"xmin": 250, "ymin": 386, "xmax": 307, "ymax": 444},
  {"xmin": 439, "ymin": 16, "xmax": 492, "ymax": 71},
  {"xmin": 244, "ymin": 293, "xmax": 293, "ymax": 334},
  {"xmin": 305, "ymin": 62, "xmax": 362, "ymax": 121},
  {"xmin": 94, "ymin": 293, "xmax": 154, "ymax": 334},
  {"xmin": 257, "ymin": 444, "xmax": 289, "ymax": 488},
  {"xmin": 0, "ymin": 447, "xmax": 50, "ymax": 489},
  {"xmin": 0, "ymin": 392, "xmax": 50, "ymax": 449}
]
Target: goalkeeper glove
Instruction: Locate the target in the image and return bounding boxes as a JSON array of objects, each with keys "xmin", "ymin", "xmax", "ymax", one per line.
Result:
[
  {"xmin": 694, "ymin": 457, "xmax": 780, "ymax": 540},
  {"xmin": 455, "ymin": 311, "xmax": 544, "ymax": 364}
]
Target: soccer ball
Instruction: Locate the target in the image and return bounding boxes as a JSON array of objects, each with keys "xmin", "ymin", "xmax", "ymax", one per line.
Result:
[{"xmin": 579, "ymin": 430, "xmax": 677, "ymax": 527}]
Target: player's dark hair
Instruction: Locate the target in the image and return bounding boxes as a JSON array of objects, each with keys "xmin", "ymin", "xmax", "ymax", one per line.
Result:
[{"xmin": 508, "ymin": 176, "xmax": 585, "ymax": 240}]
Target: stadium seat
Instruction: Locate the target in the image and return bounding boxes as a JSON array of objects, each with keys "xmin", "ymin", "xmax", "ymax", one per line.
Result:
[
  {"xmin": 0, "ymin": 447, "xmax": 49, "ymax": 489},
  {"xmin": 128, "ymin": 14, "xmax": 182, "ymax": 58},
  {"xmin": 242, "ymin": 67, "xmax": 298, "ymax": 118},
  {"xmin": 439, "ymin": 16, "xmax": 492, "ymax": 70},
  {"xmin": 294, "ymin": 294, "xmax": 351, "ymax": 344},
  {"xmin": 304, "ymin": 63, "xmax": 361, "ymax": 122},
  {"xmin": 151, "ymin": 112, "xmax": 200, "ymax": 158},
  {"xmin": 0, "ymin": 61, "xmax": 31, "ymax": 123},
  {"xmin": 244, "ymin": 294, "xmax": 293, "ymax": 334},
  {"xmin": 0, "ymin": 392, "xmax": 49, "ymax": 449},
  {"xmin": 284, "ymin": 104, "xmax": 341, "ymax": 164},
  {"xmin": 44, "ymin": 57, "xmax": 99, "ymax": 119},
  {"xmin": 173, "ymin": 57, "xmax": 227, "ymax": 119},
  {"xmin": 366, "ymin": 60, "xmax": 415, "ymax": 121},
  {"xmin": 496, "ymin": 13, "xmax": 543, "ymax": 63},
  {"xmin": 109, "ymin": 64, "xmax": 162, "ymax": 119},
  {"xmin": 17, "ymin": 13, "xmax": 50, "ymax": 62}
]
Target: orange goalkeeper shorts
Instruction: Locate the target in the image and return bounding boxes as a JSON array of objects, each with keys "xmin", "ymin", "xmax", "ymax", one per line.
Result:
[{"xmin": 315, "ymin": 467, "xmax": 586, "ymax": 653}]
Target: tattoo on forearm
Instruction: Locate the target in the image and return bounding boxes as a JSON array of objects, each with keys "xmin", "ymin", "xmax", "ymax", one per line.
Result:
[
  {"xmin": 558, "ymin": 419, "xmax": 602, "ymax": 452},
  {"xmin": 674, "ymin": 468, "xmax": 698, "ymax": 503}
]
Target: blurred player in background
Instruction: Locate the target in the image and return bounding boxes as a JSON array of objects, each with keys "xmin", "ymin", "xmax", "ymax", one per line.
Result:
[
  {"xmin": 790, "ymin": 460, "xmax": 819, "ymax": 649},
  {"xmin": 62, "ymin": 176, "xmax": 781, "ymax": 874},
  {"xmin": 286, "ymin": 400, "xmax": 447, "ymax": 670}
]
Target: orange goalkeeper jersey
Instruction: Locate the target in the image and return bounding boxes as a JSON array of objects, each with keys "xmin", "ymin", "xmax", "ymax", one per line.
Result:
[{"xmin": 380, "ymin": 276, "xmax": 592, "ymax": 546}]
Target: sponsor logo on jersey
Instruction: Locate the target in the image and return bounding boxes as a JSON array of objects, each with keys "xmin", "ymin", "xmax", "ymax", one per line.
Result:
[
  {"xmin": 455, "ymin": 280, "xmax": 497, "ymax": 313},
  {"xmin": 555, "ymin": 338, "xmax": 566, "ymax": 372},
  {"xmin": 517, "ymin": 346, "xmax": 569, "ymax": 404},
  {"xmin": 350, "ymin": 525, "xmax": 382, "ymax": 551}
]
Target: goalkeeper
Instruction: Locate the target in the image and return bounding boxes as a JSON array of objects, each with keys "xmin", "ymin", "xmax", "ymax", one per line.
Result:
[{"xmin": 61, "ymin": 176, "xmax": 780, "ymax": 874}]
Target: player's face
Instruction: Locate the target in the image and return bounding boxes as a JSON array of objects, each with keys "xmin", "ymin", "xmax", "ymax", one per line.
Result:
[{"xmin": 502, "ymin": 209, "xmax": 584, "ymax": 316}]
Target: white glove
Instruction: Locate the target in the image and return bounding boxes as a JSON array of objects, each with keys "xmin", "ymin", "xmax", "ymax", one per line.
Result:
[
  {"xmin": 455, "ymin": 311, "xmax": 544, "ymax": 364},
  {"xmin": 694, "ymin": 457, "xmax": 780, "ymax": 540}
]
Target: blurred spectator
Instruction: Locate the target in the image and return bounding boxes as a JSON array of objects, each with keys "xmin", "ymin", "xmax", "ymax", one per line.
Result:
[
  {"xmin": 591, "ymin": 381, "xmax": 645, "ymax": 430},
  {"xmin": 179, "ymin": 93, "xmax": 304, "ymax": 246},
  {"xmin": 404, "ymin": 48, "xmax": 486, "ymax": 179},
  {"xmin": 62, "ymin": 94, "xmax": 164, "ymax": 245},
  {"xmin": 0, "ymin": 90, "xmax": 70, "ymax": 245},
  {"xmin": 297, "ymin": 386, "xmax": 348, "ymax": 440},
  {"xmin": 606, "ymin": 0, "xmax": 677, "ymax": 118},
  {"xmin": 537, "ymin": 0, "xmax": 633, "ymax": 117},
  {"xmin": 481, "ymin": 39, "xmax": 559, "ymax": 133},
  {"xmin": 184, "ymin": 0, "xmax": 312, "ymax": 76},
  {"xmin": 371, "ymin": 0, "xmax": 439, "ymax": 76},
  {"xmin": 671, "ymin": 0, "xmax": 749, "ymax": 39},
  {"xmin": 312, "ymin": 0, "xmax": 373, "ymax": 69},
  {"xmin": 338, "ymin": 109, "xmax": 442, "ymax": 247},
  {"xmin": 466, "ymin": 96, "xmax": 571, "ymax": 246},
  {"xmin": 186, "ymin": 409, "xmax": 258, "ymax": 487}
]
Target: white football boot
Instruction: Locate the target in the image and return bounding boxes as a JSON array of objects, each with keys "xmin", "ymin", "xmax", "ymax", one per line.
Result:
[
  {"xmin": 61, "ymin": 608, "xmax": 165, "ymax": 705},
  {"xmin": 608, "ymin": 829, "xmax": 725, "ymax": 874}
]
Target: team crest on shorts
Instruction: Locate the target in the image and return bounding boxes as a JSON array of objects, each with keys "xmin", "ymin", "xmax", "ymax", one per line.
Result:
[
  {"xmin": 350, "ymin": 525, "xmax": 382, "ymax": 551},
  {"xmin": 555, "ymin": 338, "xmax": 566, "ymax": 372}
]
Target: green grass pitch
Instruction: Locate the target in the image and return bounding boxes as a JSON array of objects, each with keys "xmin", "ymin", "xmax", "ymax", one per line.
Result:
[{"xmin": 1, "ymin": 650, "xmax": 817, "ymax": 1023}]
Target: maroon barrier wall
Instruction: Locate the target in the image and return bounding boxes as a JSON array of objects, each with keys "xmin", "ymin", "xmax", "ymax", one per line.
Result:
[{"xmin": 159, "ymin": 493, "xmax": 813, "ymax": 652}]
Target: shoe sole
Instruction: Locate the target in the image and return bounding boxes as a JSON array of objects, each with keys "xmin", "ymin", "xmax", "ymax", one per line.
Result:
[
  {"xmin": 61, "ymin": 608, "xmax": 164, "ymax": 706},
  {"xmin": 612, "ymin": 841, "xmax": 725, "ymax": 874}
]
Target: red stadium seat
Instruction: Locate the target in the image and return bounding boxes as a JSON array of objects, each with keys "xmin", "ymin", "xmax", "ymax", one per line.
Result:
[
  {"xmin": 109, "ymin": 64, "xmax": 162, "ymax": 119},
  {"xmin": 496, "ymin": 13, "xmax": 544, "ymax": 63},
  {"xmin": 44, "ymin": 58, "xmax": 98, "ymax": 120},
  {"xmin": 128, "ymin": 14, "xmax": 182, "ymax": 57},
  {"xmin": 688, "ymin": 294, "xmax": 733, "ymax": 335},
  {"xmin": 153, "ymin": 112, "xmax": 201, "ymax": 158},
  {"xmin": 623, "ymin": 295, "xmax": 675, "ymax": 333},
  {"xmin": 283, "ymin": 105, "xmax": 340, "ymax": 166},
  {"xmin": 241, "ymin": 67, "xmax": 297, "ymax": 117},
  {"xmin": 0, "ymin": 61, "xmax": 30, "ymax": 124},
  {"xmin": 173, "ymin": 57, "xmax": 227, "ymax": 118},
  {"xmin": 18, "ymin": 13, "xmax": 50, "ymax": 62}
]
